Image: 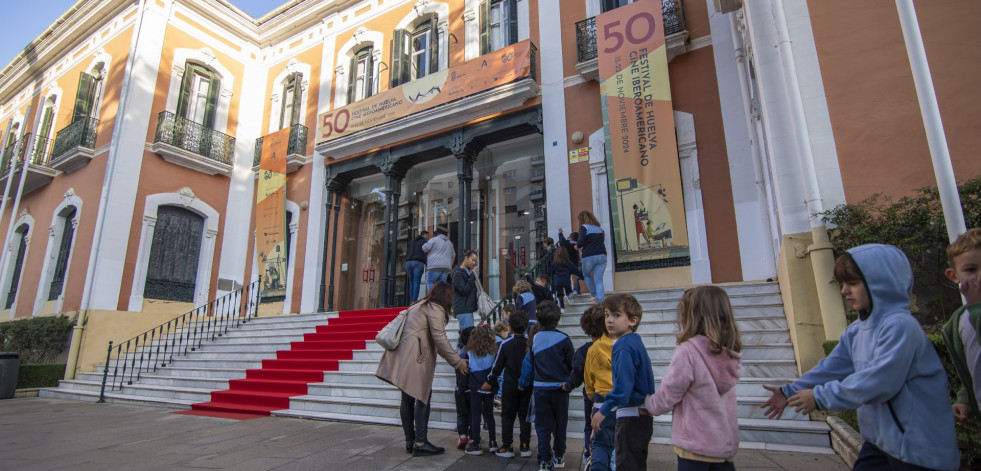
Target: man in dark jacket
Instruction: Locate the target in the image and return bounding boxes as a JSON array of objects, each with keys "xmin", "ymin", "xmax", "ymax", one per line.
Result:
[
  {"xmin": 405, "ymin": 230, "xmax": 429, "ymax": 303},
  {"xmin": 452, "ymin": 250, "xmax": 479, "ymax": 333}
]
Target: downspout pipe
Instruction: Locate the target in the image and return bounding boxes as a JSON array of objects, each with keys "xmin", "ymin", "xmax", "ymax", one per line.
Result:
[
  {"xmin": 770, "ymin": 0, "xmax": 846, "ymax": 340},
  {"xmin": 894, "ymin": 0, "xmax": 966, "ymax": 242}
]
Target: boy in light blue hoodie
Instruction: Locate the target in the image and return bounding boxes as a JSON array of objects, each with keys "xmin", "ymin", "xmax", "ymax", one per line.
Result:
[{"xmin": 763, "ymin": 244, "xmax": 959, "ymax": 470}]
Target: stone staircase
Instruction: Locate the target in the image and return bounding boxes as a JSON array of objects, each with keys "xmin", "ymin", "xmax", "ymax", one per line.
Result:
[
  {"xmin": 40, "ymin": 282, "xmax": 833, "ymax": 453},
  {"xmin": 275, "ymin": 282, "xmax": 832, "ymax": 453},
  {"xmin": 39, "ymin": 313, "xmax": 333, "ymax": 407}
]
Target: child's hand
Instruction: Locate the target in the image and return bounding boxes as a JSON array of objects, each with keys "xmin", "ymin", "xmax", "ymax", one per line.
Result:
[
  {"xmin": 960, "ymin": 274, "xmax": 981, "ymax": 304},
  {"xmin": 954, "ymin": 403, "xmax": 974, "ymax": 423},
  {"xmin": 590, "ymin": 411, "xmax": 606, "ymax": 431},
  {"xmin": 788, "ymin": 389, "xmax": 817, "ymax": 414},
  {"xmin": 481, "ymin": 382, "xmax": 492, "ymax": 392},
  {"xmin": 457, "ymin": 360, "xmax": 470, "ymax": 375},
  {"xmin": 561, "ymin": 383, "xmax": 569, "ymax": 392},
  {"xmin": 762, "ymin": 385, "xmax": 788, "ymax": 419}
]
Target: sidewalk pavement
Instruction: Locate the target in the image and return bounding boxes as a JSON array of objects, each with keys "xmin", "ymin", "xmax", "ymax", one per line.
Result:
[{"xmin": 0, "ymin": 398, "xmax": 848, "ymax": 470}]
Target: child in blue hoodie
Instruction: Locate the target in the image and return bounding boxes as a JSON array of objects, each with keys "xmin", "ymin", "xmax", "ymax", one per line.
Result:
[
  {"xmin": 763, "ymin": 244, "xmax": 959, "ymax": 471},
  {"xmin": 466, "ymin": 325, "xmax": 499, "ymax": 455}
]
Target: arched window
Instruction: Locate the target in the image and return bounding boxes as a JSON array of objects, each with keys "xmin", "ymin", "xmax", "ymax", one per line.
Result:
[
  {"xmin": 391, "ymin": 16, "xmax": 440, "ymax": 87},
  {"xmin": 34, "ymin": 97, "xmax": 57, "ymax": 164},
  {"xmin": 144, "ymin": 206, "xmax": 204, "ymax": 303},
  {"xmin": 280, "ymin": 72, "xmax": 303, "ymax": 129},
  {"xmin": 176, "ymin": 62, "xmax": 220, "ymax": 128},
  {"xmin": 480, "ymin": 0, "xmax": 518, "ymax": 54},
  {"xmin": 5, "ymin": 225, "xmax": 29, "ymax": 309},
  {"xmin": 348, "ymin": 47, "xmax": 375, "ymax": 103},
  {"xmin": 48, "ymin": 207, "xmax": 77, "ymax": 301}
]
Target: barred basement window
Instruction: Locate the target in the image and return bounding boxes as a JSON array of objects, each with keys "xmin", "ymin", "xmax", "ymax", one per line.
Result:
[{"xmin": 144, "ymin": 206, "xmax": 204, "ymax": 303}]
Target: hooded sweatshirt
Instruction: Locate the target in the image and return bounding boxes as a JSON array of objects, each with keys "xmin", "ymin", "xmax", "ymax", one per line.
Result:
[
  {"xmin": 781, "ymin": 244, "xmax": 959, "ymax": 470},
  {"xmin": 645, "ymin": 335, "xmax": 741, "ymax": 459}
]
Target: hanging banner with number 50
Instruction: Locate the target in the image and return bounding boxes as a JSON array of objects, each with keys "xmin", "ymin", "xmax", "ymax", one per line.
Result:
[{"xmin": 597, "ymin": 0, "xmax": 689, "ymax": 266}]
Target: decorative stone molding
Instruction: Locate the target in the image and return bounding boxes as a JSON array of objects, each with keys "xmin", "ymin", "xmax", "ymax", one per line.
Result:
[
  {"xmin": 414, "ymin": 0, "xmax": 434, "ymax": 16},
  {"xmin": 353, "ymin": 26, "xmax": 369, "ymax": 44},
  {"xmin": 178, "ymin": 187, "xmax": 196, "ymax": 207},
  {"xmin": 828, "ymin": 416, "xmax": 862, "ymax": 468},
  {"xmin": 64, "ymin": 188, "xmax": 75, "ymax": 199},
  {"xmin": 463, "ymin": 7, "xmax": 477, "ymax": 22},
  {"xmin": 335, "ymin": 65, "xmax": 346, "ymax": 76}
]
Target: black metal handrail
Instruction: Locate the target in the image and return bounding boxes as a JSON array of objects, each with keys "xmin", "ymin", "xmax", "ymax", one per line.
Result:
[
  {"xmin": 479, "ymin": 249, "xmax": 555, "ymax": 325},
  {"xmin": 52, "ymin": 117, "xmax": 98, "ymax": 161},
  {"xmin": 1, "ymin": 133, "xmax": 37, "ymax": 176},
  {"xmin": 154, "ymin": 111, "xmax": 235, "ymax": 165},
  {"xmin": 575, "ymin": 0, "xmax": 686, "ymax": 64},
  {"xmin": 253, "ymin": 123, "xmax": 309, "ymax": 167},
  {"xmin": 98, "ymin": 278, "xmax": 262, "ymax": 402}
]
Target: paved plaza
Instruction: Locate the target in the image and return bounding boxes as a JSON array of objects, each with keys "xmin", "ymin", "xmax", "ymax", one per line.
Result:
[{"xmin": 0, "ymin": 398, "xmax": 848, "ymax": 470}]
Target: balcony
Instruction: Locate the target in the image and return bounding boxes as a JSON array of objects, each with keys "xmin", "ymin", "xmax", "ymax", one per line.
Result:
[
  {"xmin": 575, "ymin": 0, "xmax": 689, "ymax": 81},
  {"xmin": 151, "ymin": 111, "xmax": 235, "ymax": 176},
  {"xmin": 252, "ymin": 123, "xmax": 310, "ymax": 174},
  {"xmin": 50, "ymin": 117, "xmax": 98, "ymax": 174},
  {"xmin": 0, "ymin": 133, "xmax": 59, "ymax": 195}
]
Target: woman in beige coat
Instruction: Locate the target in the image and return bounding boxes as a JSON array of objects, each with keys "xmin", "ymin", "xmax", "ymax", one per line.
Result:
[{"xmin": 375, "ymin": 281, "xmax": 469, "ymax": 456}]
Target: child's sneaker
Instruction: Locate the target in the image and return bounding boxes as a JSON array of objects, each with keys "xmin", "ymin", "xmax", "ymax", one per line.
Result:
[
  {"xmin": 456, "ymin": 435, "xmax": 468, "ymax": 449},
  {"xmin": 465, "ymin": 440, "xmax": 483, "ymax": 456},
  {"xmin": 488, "ymin": 439, "xmax": 498, "ymax": 452},
  {"xmin": 495, "ymin": 444, "xmax": 515, "ymax": 458},
  {"xmin": 520, "ymin": 442, "xmax": 532, "ymax": 457},
  {"xmin": 538, "ymin": 461, "xmax": 553, "ymax": 471},
  {"xmin": 493, "ymin": 397, "xmax": 502, "ymax": 408},
  {"xmin": 553, "ymin": 456, "xmax": 566, "ymax": 469}
]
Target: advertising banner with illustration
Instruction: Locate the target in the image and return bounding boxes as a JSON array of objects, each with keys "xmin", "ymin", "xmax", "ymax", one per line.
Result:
[
  {"xmin": 317, "ymin": 40, "xmax": 534, "ymax": 148},
  {"xmin": 598, "ymin": 0, "xmax": 689, "ymax": 267},
  {"xmin": 256, "ymin": 127, "xmax": 290, "ymax": 298}
]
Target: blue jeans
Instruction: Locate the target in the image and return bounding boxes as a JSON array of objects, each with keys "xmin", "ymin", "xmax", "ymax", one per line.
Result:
[
  {"xmin": 589, "ymin": 407, "xmax": 616, "ymax": 471},
  {"xmin": 677, "ymin": 457, "xmax": 735, "ymax": 471},
  {"xmin": 456, "ymin": 312, "xmax": 475, "ymax": 330},
  {"xmin": 405, "ymin": 261, "xmax": 425, "ymax": 303},
  {"xmin": 426, "ymin": 269, "xmax": 450, "ymax": 292},
  {"xmin": 581, "ymin": 254, "xmax": 607, "ymax": 302}
]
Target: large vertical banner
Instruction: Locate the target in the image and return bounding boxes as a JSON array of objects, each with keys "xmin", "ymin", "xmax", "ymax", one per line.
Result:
[
  {"xmin": 598, "ymin": 0, "xmax": 689, "ymax": 267},
  {"xmin": 256, "ymin": 127, "xmax": 290, "ymax": 298}
]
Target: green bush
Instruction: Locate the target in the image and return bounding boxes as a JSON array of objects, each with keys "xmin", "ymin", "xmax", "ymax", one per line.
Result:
[
  {"xmin": 819, "ymin": 176, "xmax": 981, "ymax": 330},
  {"xmin": 16, "ymin": 363, "xmax": 66, "ymax": 388},
  {"xmin": 0, "ymin": 314, "xmax": 75, "ymax": 363}
]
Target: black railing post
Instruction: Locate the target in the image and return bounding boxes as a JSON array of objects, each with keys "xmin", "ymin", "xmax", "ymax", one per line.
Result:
[{"xmin": 98, "ymin": 341, "xmax": 113, "ymax": 403}]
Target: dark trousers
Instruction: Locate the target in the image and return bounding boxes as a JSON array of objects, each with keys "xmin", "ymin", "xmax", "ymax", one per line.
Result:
[
  {"xmin": 455, "ymin": 388, "xmax": 470, "ymax": 437},
  {"xmin": 677, "ymin": 457, "xmax": 735, "ymax": 471},
  {"xmin": 500, "ymin": 381, "xmax": 532, "ymax": 446},
  {"xmin": 852, "ymin": 442, "xmax": 935, "ymax": 471},
  {"xmin": 615, "ymin": 415, "xmax": 653, "ymax": 470},
  {"xmin": 400, "ymin": 391, "xmax": 431, "ymax": 443},
  {"xmin": 582, "ymin": 396, "xmax": 594, "ymax": 453},
  {"xmin": 534, "ymin": 388, "xmax": 570, "ymax": 463},
  {"xmin": 590, "ymin": 407, "xmax": 616, "ymax": 471},
  {"xmin": 470, "ymin": 391, "xmax": 496, "ymax": 445},
  {"xmin": 553, "ymin": 284, "xmax": 573, "ymax": 308}
]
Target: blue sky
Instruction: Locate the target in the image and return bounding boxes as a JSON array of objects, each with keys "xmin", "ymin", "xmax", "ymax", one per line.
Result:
[{"xmin": 0, "ymin": 1, "xmax": 286, "ymax": 71}]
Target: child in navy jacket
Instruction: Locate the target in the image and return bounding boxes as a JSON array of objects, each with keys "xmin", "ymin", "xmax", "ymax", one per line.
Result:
[
  {"xmin": 466, "ymin": 325, "xmax": 499, "ymax": 455},
  {"xmin": 523, "ymin": 301, "xmax": 574, "ymax": 470},
  {"xmin": 488, "ymin": 313, "xmax": 533, "ymax": 458},
  {"xmin": 590, "ymin": 294, "xmax": 655, "ymax": 470}
]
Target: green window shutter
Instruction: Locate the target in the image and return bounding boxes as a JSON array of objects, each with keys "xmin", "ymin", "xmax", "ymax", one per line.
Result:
[
  {"xmin": 290, "ymin": 72, "xmax": 303, "ymax": 126},
  {"xmin": 280, "ymin": 76, "xmax": 290, "ymax": 129},
  {"xmin": 363, "ymin": 52, "xmax": 374, "ymax": 99},
  {"xmin": 480, "ymin": 0, "xmax": 490, "ymax": 55},
  {"xmin": 203, "ymin": 74, "xmax": 220, "ymax": 128},
  {"xmin": 391, "ymin": 29, "xmax": 407, "ymax": 88},
  {"xmin": 72, "ymin": 72, "xmax": 96, "ymax": 123},
  {"xmin": 39, "ymin": 107, "xmax": 54, "ymax": 141},
  {"xmin": 429, "ymin": 18, "xmax": 439, "ymax": 74},
  {"xmin": 508, "ymin": 0, "xmax": 518, "ymax": 46},
  {"xmin": 175, "ymin": 63, "xmax": 197, "ymax": 118},
  {"xmin": 347, "ymin": 53, "xmax": 358, "ymax": 104}
]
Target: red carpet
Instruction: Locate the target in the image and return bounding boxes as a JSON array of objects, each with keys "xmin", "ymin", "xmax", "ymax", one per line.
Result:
[{"xmin": 181, "ymin": 307, "xmax": 402, "ymax": 419}]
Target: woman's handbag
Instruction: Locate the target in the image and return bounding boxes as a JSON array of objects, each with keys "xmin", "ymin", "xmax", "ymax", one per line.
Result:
[
  {"xmin": 474, "ymin": 276, "xmax": 495, "ymax": 318},
  {"xmin": 375, "ymin": 309, "xmax": 410, "ymax": 350}
]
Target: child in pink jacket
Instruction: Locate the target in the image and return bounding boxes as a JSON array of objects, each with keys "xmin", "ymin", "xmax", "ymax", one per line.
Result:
[{"xmin": 645, "ymin": 286, "xmax": 742, "ymax": 470}]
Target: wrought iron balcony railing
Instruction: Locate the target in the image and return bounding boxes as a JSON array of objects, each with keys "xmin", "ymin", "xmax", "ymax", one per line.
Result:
[
  {"xmin": 154, "ymin": 111, "xmax": 234, "ymax": 165},
  {"xmin": 253, "ymin": 123, "xmax": 309, "ymax": 167},
  {"xmin": 576, "ymin": 0, "xmax": 686, "ymax": 63},
  {"xmin": 33, "ymin": 137, "xmax": 54, "ymax": 166},
  {"xmin": 1, "ymin": 132, "xmax": 35, "ymax": 175},
  {"xmin": 52, "ymin": 117, "xmax": 98, "ymax": 162}
]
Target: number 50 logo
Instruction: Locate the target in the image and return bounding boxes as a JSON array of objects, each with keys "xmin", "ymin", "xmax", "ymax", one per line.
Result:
[
  {"xmin": 601, "ymin": 11, "xmax": 657, "ymax": 54},
  {"xmin": 320, "ymin": 109, "xmax": 351, "ymax": 140}
]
